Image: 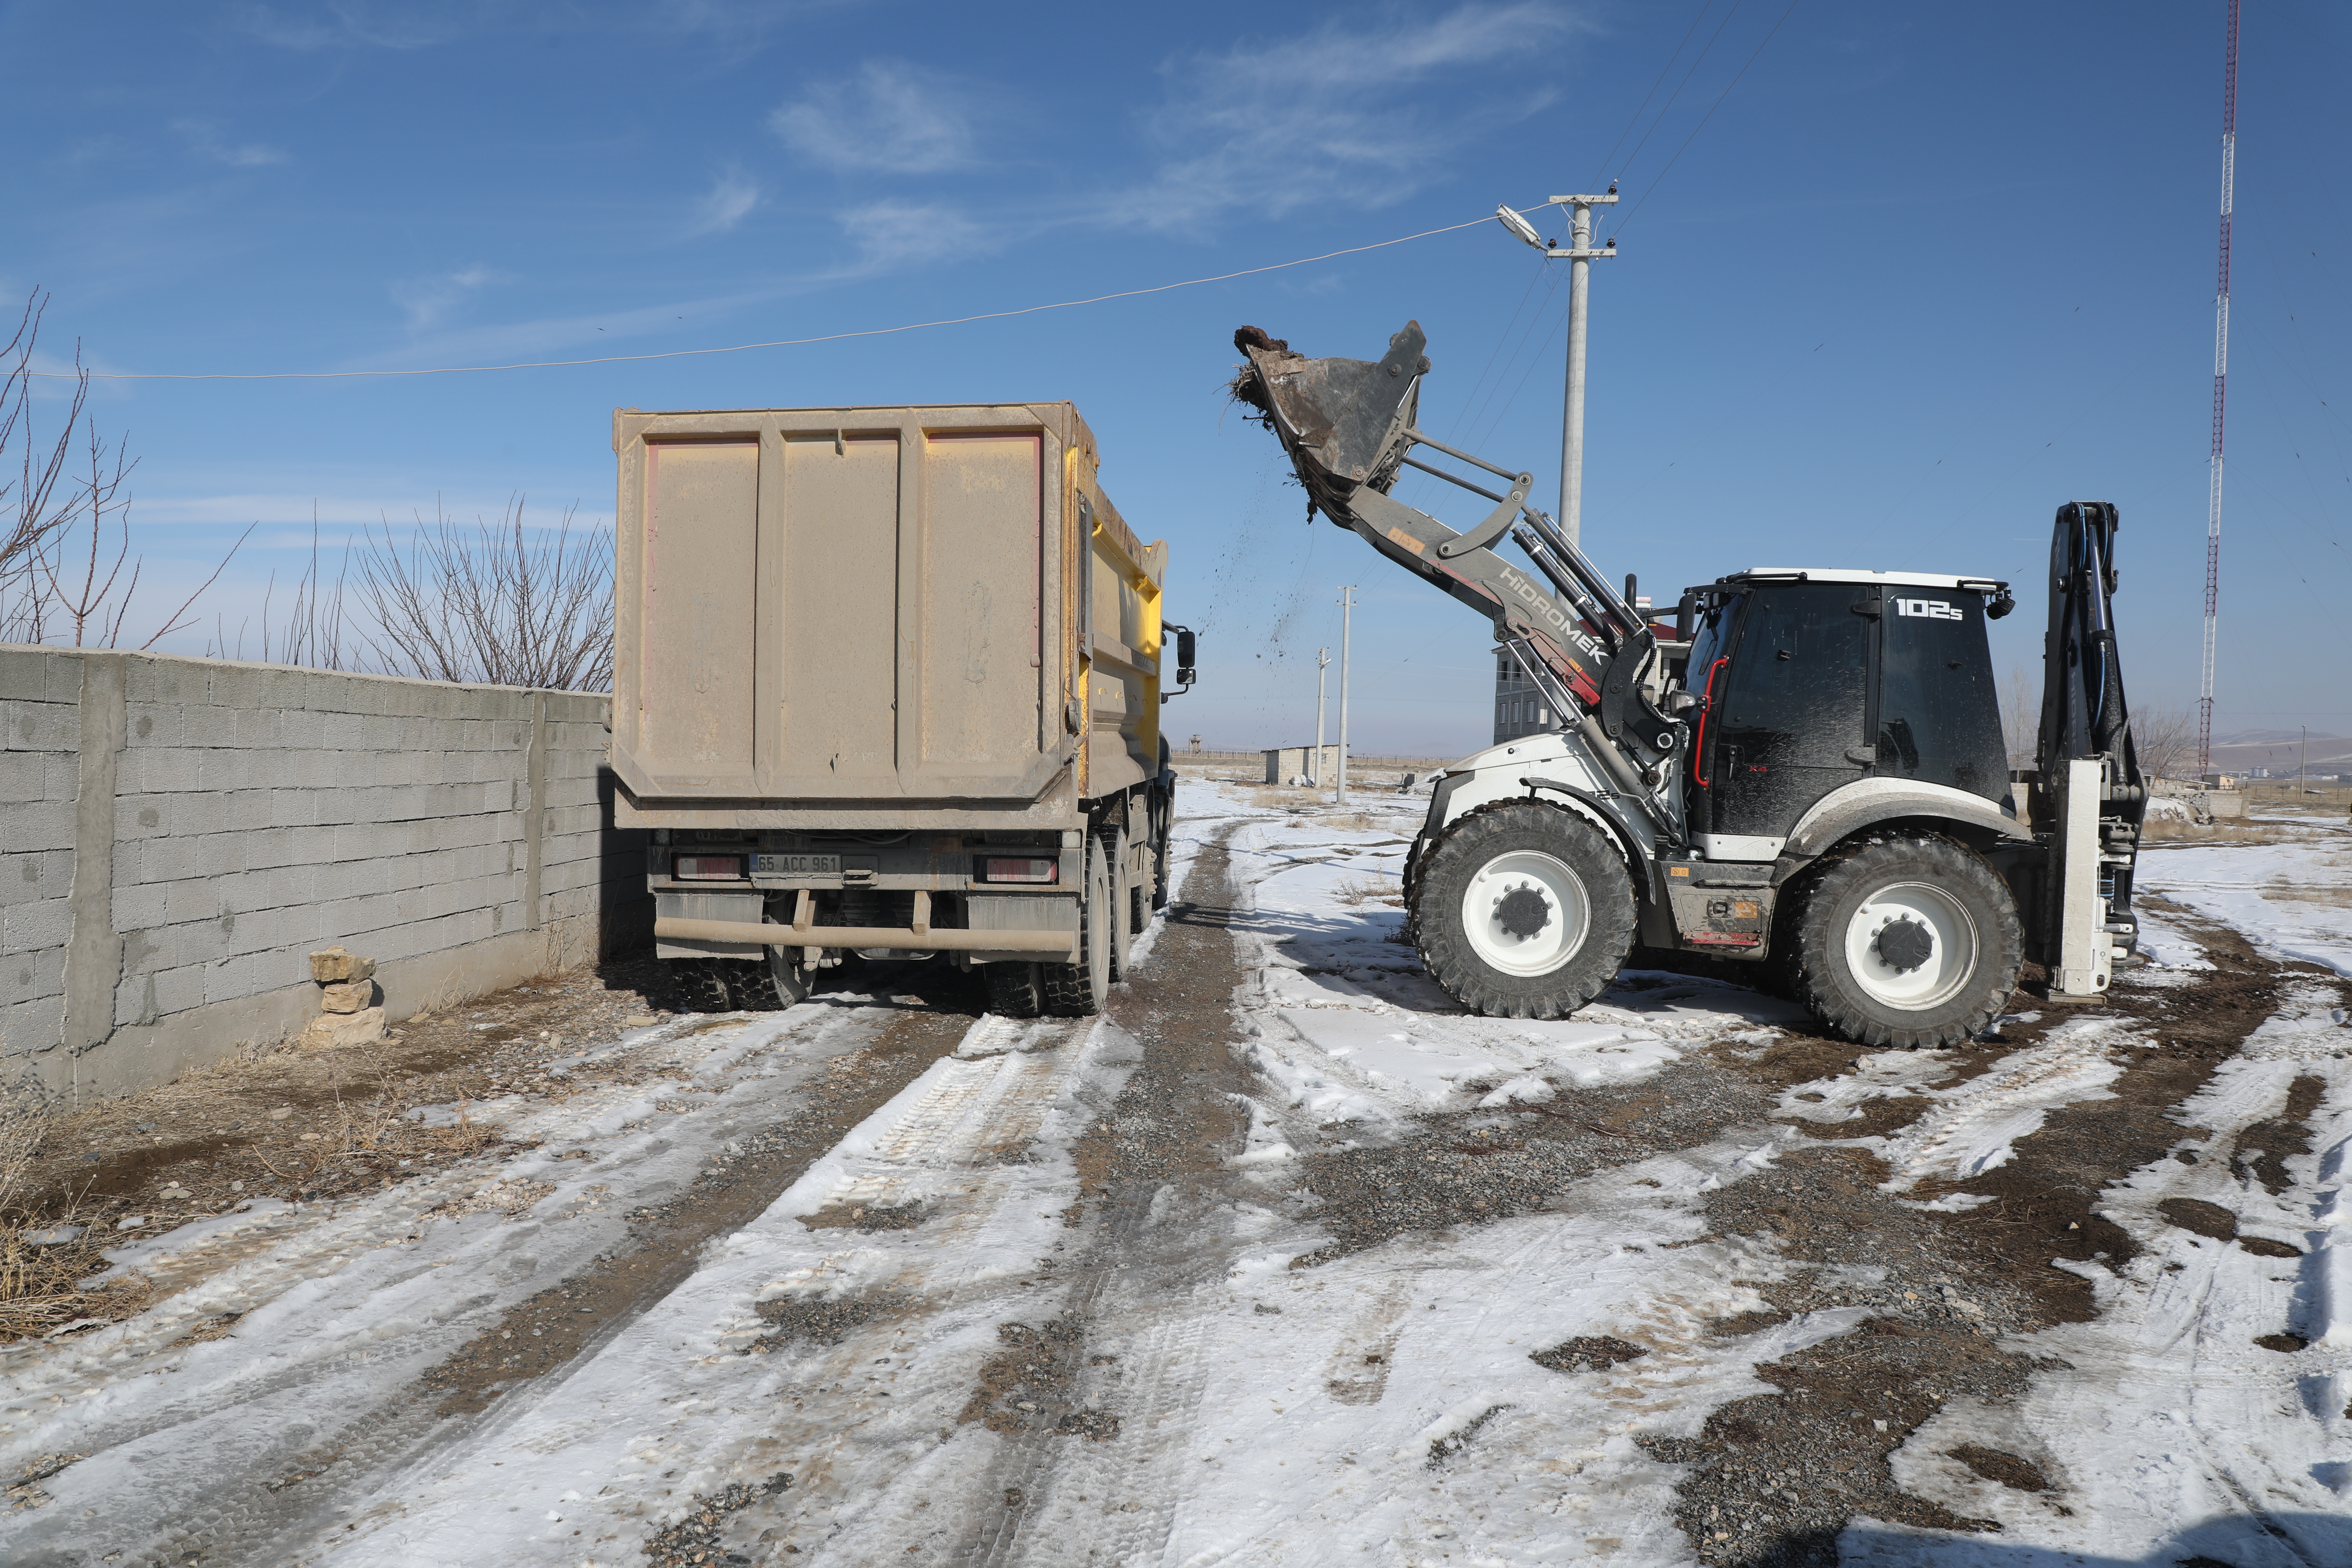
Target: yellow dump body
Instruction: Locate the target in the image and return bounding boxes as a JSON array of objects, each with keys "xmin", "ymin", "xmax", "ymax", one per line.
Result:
[{"xmin": 610, "ymin": 402, "xmax": 1165, "ymax": 831}]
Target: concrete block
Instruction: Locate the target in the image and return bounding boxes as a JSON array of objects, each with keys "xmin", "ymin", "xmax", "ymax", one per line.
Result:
[
  {"xmin": 319, "ymin": 978, "xmax": 376, "ymax": 1012},
  {"xmin": 1, "ymin": 994, "xmax": 65, "ymax": 1057},
  {"xmin": 111, "ymin": 882, "xmax": 167, "ymax": 933},
  {"xmin": 124, "ymin": 703, "xmax": 181, "ymax": 748},
  {"xmin": 115, "ymin": 793, "xmax": 177, "ymax": 841},
  {"xmin": 247, "ymin": 665, "xmax": 304, "ymax": 712},
  {"xmin": 1, "ymin": 945, "xmax": 64, "ymax": 1007},
  {"xmin": 201, "ymin": 951, "xmax": 269, "ymax": 1007},
  {"xmin": 298, "ymin": 1004, "xmax": 384, "ymax": 1050},
  {"xmin": 122, "ymin": 655, "xmax": 207, "ymax": 707},
  {"xmin": 231, "ymin": 706, "xmax": 284, "ymax": 749},
  {"xmin": 0, "ymin": 749, "xmax": 42, "ymax": 804},
  {"xmin": 321, "ymin": 711, "xmax": 366, "ymax": 751},
  {"xmin": 205, "ymin": 664, "xmax": 265, "ymax": 709},
  {"xmin": 1, "ymin": 853, "xmax": 54, "ymax": 909},
  {"xmin": 150, "ymin": 962, "xmax": 206, "ymax": 1016},
  {"xmin": 162, "ymin": 877, "xmax": 220, "ymax": 925},
  {"xmin": 1, "ymin": 897, "xmax": 71, "ymax": 956},
  {"xmin": 0, "ymin": 651, "xmax": 52, "ymax": 702},
  {"xmin": 3, "ymin": 697, "xmax": 82, "ymax": 751},
  {"xmin": 278, "ymin": 707, "xmax": 326, "ymax": 751}
]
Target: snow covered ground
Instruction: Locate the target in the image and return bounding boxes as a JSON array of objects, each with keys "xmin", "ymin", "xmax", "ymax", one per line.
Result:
[{"xmin": 0, "ymin": 780, "xmax": 2346, "ymax": 1566}]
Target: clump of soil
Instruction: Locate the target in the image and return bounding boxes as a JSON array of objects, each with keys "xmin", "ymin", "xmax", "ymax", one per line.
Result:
[
  {"xmin": 1530, "ymin": 1335, "xmax": 1647, "ymax": 1373},
  {"xmin": 960, "ymin": 1317, "xmax": 1119, "ymax": 1440}
]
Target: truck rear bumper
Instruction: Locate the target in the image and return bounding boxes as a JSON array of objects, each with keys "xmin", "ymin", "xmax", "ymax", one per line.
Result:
[{"xmin": 652, "ymin": 916, "xmax": 1078, "ymax": 961}]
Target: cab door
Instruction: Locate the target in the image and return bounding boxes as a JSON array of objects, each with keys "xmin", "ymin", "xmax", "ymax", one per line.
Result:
[{"xmin": 1700, "ymin": 583, "xmax": 1872, "ymax": 847}]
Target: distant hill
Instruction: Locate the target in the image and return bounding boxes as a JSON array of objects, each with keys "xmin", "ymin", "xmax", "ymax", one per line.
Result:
[{"xmin": 2206, "ymin": 730, "xmax": 2352, "ymax": 778}]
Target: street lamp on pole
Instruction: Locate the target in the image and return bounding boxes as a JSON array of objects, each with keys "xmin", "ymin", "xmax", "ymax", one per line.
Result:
[{"xmin": 1495, "ymin": 189, "xmax": 1618, "ymax": 549}]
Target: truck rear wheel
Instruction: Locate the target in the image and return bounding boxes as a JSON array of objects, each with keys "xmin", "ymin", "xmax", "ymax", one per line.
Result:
[
  {"xmin": 1042, "ymin": 834, "xmax": 1113, "ymax": 1016},
  {"xmin": 1781, "ymin": 833, "xmax": 2022, "ymax": 1048},
  {"xmin": 985, "ymin": 961, "xmax": 1044, "ymax": 1018},
  {"xmin": 1105, "ymin": 826, "xmax": 1136, "ymax": 982},
  {"xmin": 1408, "ymin": 801, "xmax": 1636, "ymax": 1020}
]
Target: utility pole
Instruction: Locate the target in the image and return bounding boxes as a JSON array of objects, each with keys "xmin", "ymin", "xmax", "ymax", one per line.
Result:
[
  {"xmin": 1335, "ymin": 588, "xmax": 1356, "ymax": 806},
  {"xmin": 1312, "ymin": 647, "xmax": 1332, "ymax": 786},
  {"xmin": 1551, "ymin": 190, "xmax": 1617, "ymax": 550},
  {"xmin": 1499, "ymin": 191, "xmax": 1619, "ymax": 547},
  {"xmin": 2300, "ymin": 725, "xmax": 2306, "ymax": 792}
]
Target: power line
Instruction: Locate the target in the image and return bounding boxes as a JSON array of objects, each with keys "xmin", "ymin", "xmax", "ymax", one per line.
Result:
[
  {"xmin": 32, "ymin": 210, "xmax": 1520, "ymax": 384},
  {"xmin": 1609, "ymin": 0, "xmax": 1747, "ymax": 194},
  {"xmin": 1614, "ymin": 0, "xmax": 1804, "ymax": 237},
  {"xmin": 1590, "ymin": 0, "xmax": 1721, "ymax": 187}
]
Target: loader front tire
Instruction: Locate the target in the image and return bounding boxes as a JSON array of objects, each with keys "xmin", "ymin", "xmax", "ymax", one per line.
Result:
[
  {"xmin": 1409, "ymin": 800, "xmax": 1636, "ymax": 1020},
  {"xmin": 1781, "ymin": 833, "xmax": 2022, "ymax": 1049}
]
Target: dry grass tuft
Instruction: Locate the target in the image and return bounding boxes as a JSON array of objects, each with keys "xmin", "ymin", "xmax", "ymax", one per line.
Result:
[{"xmin": 0, "ymin": 1087, "xmax": 141, "ymax": 1342}]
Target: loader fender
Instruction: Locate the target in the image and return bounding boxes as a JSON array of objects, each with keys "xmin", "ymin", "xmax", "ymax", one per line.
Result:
[
  {"xmin": 1417, "ymin": 742, "xmax": 1638, "ymax": 870},
  {"xmin": 1773, "ymin": 779, "xmax": 2026, "ymax": 881}
]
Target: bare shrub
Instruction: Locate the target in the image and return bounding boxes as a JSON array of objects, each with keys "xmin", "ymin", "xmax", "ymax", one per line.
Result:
[
  {"xmin": 354, "ymin": 496, "xmax": 611, "ymax": 692},
  {"xmin": 1, "ymin": 288, "xmax": 244, "ymax": 650},
  {"xmin": 2134, "ymin": 702, "xmax": 2197, "ymax": 783}
]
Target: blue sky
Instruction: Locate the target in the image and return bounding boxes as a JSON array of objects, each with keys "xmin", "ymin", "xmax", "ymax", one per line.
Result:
[{"xmin": 6, "ymin": 0, "xmax": 2348, "ymax": 757}]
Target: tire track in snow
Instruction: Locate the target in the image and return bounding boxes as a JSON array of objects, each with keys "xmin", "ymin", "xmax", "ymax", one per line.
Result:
[{"xmin": 0, "ymin": 996, "xmax": 965, "ymax": 1568}]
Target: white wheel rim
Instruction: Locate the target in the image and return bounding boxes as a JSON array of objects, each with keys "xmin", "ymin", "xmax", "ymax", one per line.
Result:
[
  {"xmin": 1460, "ymin": 850, "xmax": 1590, "ymax": 977},
  {"xmin": 1843, "ymin": 880, "xmax": 1978, "ymax": 1011}
]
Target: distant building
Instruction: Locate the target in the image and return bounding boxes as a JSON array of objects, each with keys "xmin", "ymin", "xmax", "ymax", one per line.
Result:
[{"xmin": 1493, "ymin": 650, "xmax": 1556, "ymax": 745}]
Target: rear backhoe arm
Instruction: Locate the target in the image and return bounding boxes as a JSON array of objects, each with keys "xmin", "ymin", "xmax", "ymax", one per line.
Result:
[{"xmin": 1229, "ymin": 322, "xmax": 1686, "ymax": 804}]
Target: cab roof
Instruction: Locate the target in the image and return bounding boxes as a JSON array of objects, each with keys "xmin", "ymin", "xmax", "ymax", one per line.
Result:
[{"xmin": 1719, "ymin": 568, "xmax": 2007, "ymax": 592}]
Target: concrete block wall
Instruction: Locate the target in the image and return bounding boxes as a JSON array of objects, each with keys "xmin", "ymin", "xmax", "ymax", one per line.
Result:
[{"xmin": 0, "ymin": 646, "xmax": 650, "ymax": 1100}]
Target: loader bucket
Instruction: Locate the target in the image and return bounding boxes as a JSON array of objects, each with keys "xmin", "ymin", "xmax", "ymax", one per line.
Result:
[{"xmin": 1231, "ymin": 321, "xmax": 1429, "ymax": 513}]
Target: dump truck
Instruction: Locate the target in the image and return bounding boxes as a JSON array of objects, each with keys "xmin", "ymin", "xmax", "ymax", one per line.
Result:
[
  {"xmin": 608, "ymin": 402, "xmax": 1196, "ymax": 1017},
  {"xmin": 1231, "ymin": 322, "xmax": 2143, "ymax": 1047}
]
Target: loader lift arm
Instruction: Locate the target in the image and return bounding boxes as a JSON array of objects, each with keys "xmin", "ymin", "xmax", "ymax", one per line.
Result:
[{"xmin": 1230, "ymin": 321, "xmax": 1686, "ymax": 833}]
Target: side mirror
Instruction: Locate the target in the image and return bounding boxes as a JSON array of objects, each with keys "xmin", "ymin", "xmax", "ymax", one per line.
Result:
[{"xmin": 1161, "ymin": 624, "xmax": 1198, "ymax": 702}]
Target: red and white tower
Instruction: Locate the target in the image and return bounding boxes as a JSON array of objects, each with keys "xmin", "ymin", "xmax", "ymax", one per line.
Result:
[{"xmin": 2199, "ymin": 0, "xmax": 2239, "ymax": 778}]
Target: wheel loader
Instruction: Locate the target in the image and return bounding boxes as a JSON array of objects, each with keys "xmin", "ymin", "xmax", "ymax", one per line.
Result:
[{"xmin": 1230, "ymin": 322, "xmax": 2145, "ymax": 1048}]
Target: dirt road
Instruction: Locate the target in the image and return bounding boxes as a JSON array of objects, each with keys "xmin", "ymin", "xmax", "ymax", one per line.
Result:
[{"xmin": 2, "ymin": 784, "xmax": 2347, "ymax": 1567}]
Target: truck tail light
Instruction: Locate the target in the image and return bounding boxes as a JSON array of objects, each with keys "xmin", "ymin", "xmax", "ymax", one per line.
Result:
[
  {"xmin": 978, "ymin": 856, "xmax": 1058, "ymax": 884},
  {"xmin": 674, "ymin": 855, "xmax": 745, "ymax": 880}
]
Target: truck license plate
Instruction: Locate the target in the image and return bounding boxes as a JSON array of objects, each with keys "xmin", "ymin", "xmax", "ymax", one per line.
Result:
[{"xmin": 754, "ymin": 854, "xmax": 840, "ymax": 877}]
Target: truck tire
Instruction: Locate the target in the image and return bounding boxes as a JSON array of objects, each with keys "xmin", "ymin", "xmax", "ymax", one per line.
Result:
[
  {"xmin": 985, "ymin": 961, "xmax": 1044, "ymax": 1018},
  {"xmin": 670, "ymin": 959, "xmax": 734, "ymax": 1015},
  {"xmin": 1408, "ymin": 800, "xmax": 1636, "ymax": 1020},
  {"xmin": 1150, "ymin": 791, "xmax": 1174, "ymax": 910},
  {"xmin": 1042, "ymin": 834, "xmax": 1113, "ymax": 1016},
  {"xmin": 724, "ymin": 960, "xmax": 784, "ymax": 1011},
  {"xmin": 1780, "ymin": 833, "xmax": 2022, "ymax": 1048},
  {"xmin": 1105, "ymin": 825, "xmax": 1136, "ymax": 983}
]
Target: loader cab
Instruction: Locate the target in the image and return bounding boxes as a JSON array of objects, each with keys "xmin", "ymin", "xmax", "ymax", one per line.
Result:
[{"xmin": 1680, "ymin": 570, "xmax": 2012, "ymax": 860}]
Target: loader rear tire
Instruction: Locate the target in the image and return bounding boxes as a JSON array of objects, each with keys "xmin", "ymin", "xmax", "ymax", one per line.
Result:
[
  {"xmin": 1408, "ymin": 800, "xmax": 1636, "ymax": 1020},
  {"xmin": 1042, "ymin": 834, "xmax": 1114, "ymax": 1016},
  {"xmin": 1781, "ymin": 833, "xmax": 2022, "ymax": 1049}
]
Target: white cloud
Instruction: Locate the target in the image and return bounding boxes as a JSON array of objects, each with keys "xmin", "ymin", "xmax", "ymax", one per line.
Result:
[
  {"xmin": 171, "ymin": 118, "xmax": 289, "ymax": 168},
  {"xmin": 232, "ymin": 1, "xmax": 477, "ymax": 50},
  {"xmin": 687, "ymin": 168, "xmax": 761, "ymax": 237},
  {"xmin": 1115, "ymin": 1, "xmax": 1584, "ymax": 232},
  {"xmin": 391, "ymin": 265, "xmax": 499, "ymax": 331},
  {"xmin": 770, "ymin": 61, "xmax": 978, "ymax": 174},
  {"xmin": 835, "ymin": 201, "xmax": 994, "ymax": 272}
]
